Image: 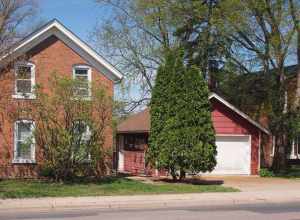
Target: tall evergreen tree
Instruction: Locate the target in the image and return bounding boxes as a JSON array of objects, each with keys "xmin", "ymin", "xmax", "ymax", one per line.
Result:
[{"xmin": 148, "ymin": 49, "xmax": 217, "ymax": 180}]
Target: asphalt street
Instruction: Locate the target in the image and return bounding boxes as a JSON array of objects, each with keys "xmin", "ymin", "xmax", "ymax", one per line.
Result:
[{"xmin": 0, "ymin": 202, "xmax": 300, "ymax": 220}]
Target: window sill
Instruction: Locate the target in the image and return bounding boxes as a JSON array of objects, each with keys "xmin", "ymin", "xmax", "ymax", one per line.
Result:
[
  {"xmin": 12, "ymin": 94, "xmax": 36, "ymax": 100},
  {"xmin": 12, "ymin": 159, "xmax": 36, "ymax": 164},
  {"xmin": 72, "ymin": 96, "xmax": 92, "ymax": 101},
  {"xmin": 287, "ymin": 154, "xmax": 299, "ymax": 159}
]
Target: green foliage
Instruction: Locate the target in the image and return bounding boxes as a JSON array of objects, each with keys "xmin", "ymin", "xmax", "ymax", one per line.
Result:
[
  {"xmin": 259, "ymin": 168, "xmax": 275, "ymax": 177},
  {"xmin": 29, "ymin": 74, "xmax": 113, "ymax": 181},
  {"xmin": 174, "ymin": 0, "xmax": 229, "ymax": 80},
  {"xmin": 259, "ymin": 166, "xmax": 300, "ymax": 179},
  {"xmin": 148, "ymin": 49, "xmax": 217, "ymax": 180},
  {"xmin": 217, "ymin": 70, "xmax": 275, "ymax": 118}
]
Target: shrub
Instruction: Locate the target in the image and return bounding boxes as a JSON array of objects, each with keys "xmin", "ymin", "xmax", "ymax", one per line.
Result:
[
  {"xmin": 259, "ymin": 168, "xmax": 275, "ymax": 177},
  {"xmin": 14, "ymin": 74, "xmax": 113, "ymax": 182},
  {"xmin": 148, "ymin": 49, "xmax": 217, "ymax": 180}
]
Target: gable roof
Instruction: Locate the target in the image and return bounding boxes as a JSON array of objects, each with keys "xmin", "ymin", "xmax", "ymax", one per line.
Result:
[
  {"xmin": 209, "ymin": 93, "xmax": 270, "ymax": 134},
  {"xmin": 117, "ymin": 93, "xmax": 270, "ymax": 134},
  {"xmin": 117, "ymin": 108, "xmax": 150, "ymax": 133},
  {"xmin": 0, "ymin": 19, "xmax": 123, "ymax": 82}
]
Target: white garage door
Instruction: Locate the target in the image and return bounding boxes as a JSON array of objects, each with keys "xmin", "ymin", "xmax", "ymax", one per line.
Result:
[{"xmin": 212, "ymin": 135, "xmax": 251, "ymax": 175}]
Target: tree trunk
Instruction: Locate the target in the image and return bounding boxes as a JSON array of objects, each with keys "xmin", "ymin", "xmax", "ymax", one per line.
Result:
[
  {"xmin": 170, "ymin": 167, "xmax": 177, "ymax": 181},
  {"xmin": 290, "ymin": 0, "xmax": 300, "ymax": 108},
  {"xmin": 206, "ymin": 0, "xmax": 213, "ymax": 89},
  {"xmin": 272, "ymin": 72, "xmax": 288, "ymax": 173},
  {"xmin": 295, "ymin": 51, "xmax": 300, "ymax": 107},
  {"xmin": 272, "ymin": 134, "xmax": 288, "ymax": 173},
  {"xmin": 179, "ymin": 169, "xmax": 186, "ymax": 181}
]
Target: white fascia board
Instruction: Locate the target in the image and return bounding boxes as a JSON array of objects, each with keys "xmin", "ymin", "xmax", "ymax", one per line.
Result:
[
  {"xmin": 0, "ymin": 20, "xmax": 123, "ymax": 82},
  {"xmin": 209, "ymin": 93, "xmax": 270, "ymax": 135}
]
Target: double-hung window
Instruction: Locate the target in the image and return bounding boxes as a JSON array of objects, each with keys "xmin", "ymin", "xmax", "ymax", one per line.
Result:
[
  {"xmin": 73, "ymin": 121, "xmax": 91, "ymax": 161},
  {"xmin": 13, "ymin": 120, "xmax": 35, "ymax": 163},
  {"xmin": 295, "ymin": 136, "xmax": 300, "ymax": 158},
  {"xmin": 73, "ymin": 65, "xmax": 91, "ymax": 98},
  {"xmin": 297, "ymin": 137, "xmax": 300, "ymax": 157},
  {"xmin": 13, "ymin": 62, "xmax": 35, "ymax": 99}
]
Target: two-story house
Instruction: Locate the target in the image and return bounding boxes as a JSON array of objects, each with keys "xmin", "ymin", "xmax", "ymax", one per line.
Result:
[{"xmin": 0, "ymin": 20, "xmax": 123, "ymax": 178}]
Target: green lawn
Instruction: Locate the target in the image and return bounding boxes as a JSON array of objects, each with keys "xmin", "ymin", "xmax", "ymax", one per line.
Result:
[
  {"xmin": 0, "ymin": 177, "xmax": 237, "ymax": 199},
  {"xmin": 260, "ymin": 165, "xmax": 300, "ymax": 179}
]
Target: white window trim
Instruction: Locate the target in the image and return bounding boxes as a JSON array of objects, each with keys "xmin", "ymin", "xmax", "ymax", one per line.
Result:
[
  {"xmin": 292, "ymin": 138, "xmax": 300, "ymax": 159},
  {"xmin": 82, "ymin": 124, "xmax": 91, "ymax": 161},
  {"xmin": 297, "ymin": 138, "xmax": 300, "ymax": 158},
  {"xmin": 73, "ymin": 121, "xmax": 92, "ymax": 161},
  {"xmin": 12, "ymin": 62, "xmax": 36, "ymax": 99},
  {"xmin": 272, "ymin": 137, "xmax": 300, "ymax": 159},
  {"xmin": 271, "ymin": 136, "xmax": 275, "ymax": 157},
  {"xmin": 12, "ymin": 120, "xmax": 36, "ymax": 164},
  {"xmin": 72, "ymin": 65, "xmax": 92, "ymax": 98}
]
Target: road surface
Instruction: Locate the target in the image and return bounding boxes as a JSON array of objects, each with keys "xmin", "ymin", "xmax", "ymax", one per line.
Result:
[{"xmin": 1, "ymin": 202, "xmax": 300, "ymax": 220}]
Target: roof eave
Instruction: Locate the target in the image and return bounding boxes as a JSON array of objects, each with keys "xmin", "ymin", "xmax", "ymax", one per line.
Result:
[
  {"xmin": 209, "ymin": 93, "xmax": 270, "ymax": 135},
  {"xmin": 0, "ymin": 19, "xmax": 123, "ymax": 82}
]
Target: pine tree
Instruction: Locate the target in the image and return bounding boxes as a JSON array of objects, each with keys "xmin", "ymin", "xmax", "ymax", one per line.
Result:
[{"xmin": 148, "ymin": 49, "xmax": 217, "ymax": 180}]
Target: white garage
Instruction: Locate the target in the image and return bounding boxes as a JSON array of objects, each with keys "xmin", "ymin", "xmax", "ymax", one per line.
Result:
[{"xmin": 212, "ymin": 135, "xmax": 251, "ymax": 175}]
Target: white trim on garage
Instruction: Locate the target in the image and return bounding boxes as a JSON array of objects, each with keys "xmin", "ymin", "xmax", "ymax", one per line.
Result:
[
  {"xmin": 209, "ymin": 93, "xmax": 270, "ymax": 135},
  {"xmin": 211, "ymin": 134, "xmax": 252, "ymax": 175},
  {"xmin": 258, "ymin": 131, "xmax": 261, "ymax": 172},
  {"xmin": 118, "ymin": 135, "xmax": 124, "ymax": 172}
]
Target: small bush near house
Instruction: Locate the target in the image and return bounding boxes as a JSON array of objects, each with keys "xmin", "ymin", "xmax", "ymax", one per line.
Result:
[
  {"xmin": 259, "ymin": 168, "xmax": 275, "ymax": 177},
  {"xmin": 12, "ymin": 74, "xmax": 113, "ymax": 182}
]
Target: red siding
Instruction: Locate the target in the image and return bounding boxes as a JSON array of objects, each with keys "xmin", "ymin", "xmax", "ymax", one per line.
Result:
[
  {"xmin": 121, "ymin": 98, "xmax": 262, "ymax": 176},
  {"xmin": 123, "ymin": 151, "xmax": 145, "ymax": 174},
  {"xmin": 123, "ymin": 150, "xmax": 167, "ymax": 176}
]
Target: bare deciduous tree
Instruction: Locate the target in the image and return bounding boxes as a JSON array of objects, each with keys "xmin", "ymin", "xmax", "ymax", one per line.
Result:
[
  {"xmin": 92, "ymin": 0, "xmax": 177, "ymax": 113},
  {"xmin": 0, "ymin": 0, "xmax": 38, "ymax": 53}
]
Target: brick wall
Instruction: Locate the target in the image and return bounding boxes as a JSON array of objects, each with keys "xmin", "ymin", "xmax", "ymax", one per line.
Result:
[{"xmin": 0, "ymin": 36, "xmax": 114, "ymax": 178}]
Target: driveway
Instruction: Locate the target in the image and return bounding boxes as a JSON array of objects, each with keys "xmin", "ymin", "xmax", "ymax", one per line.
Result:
[{"xmin": 199, "ymin": 176, "xmax": 300, "ymax": 192}]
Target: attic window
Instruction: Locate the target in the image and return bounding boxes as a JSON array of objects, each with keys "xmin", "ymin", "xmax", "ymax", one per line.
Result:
[
  {"xmin": 73, "ymin": 65, "xmax": 91, "ymax": 97},
  {"xmin": 13, "ymin": 62, "xmax": 35, "ymax": 99}
]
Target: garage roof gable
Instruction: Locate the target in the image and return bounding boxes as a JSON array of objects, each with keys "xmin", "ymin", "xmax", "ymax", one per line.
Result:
[
  {"xmin": 209, "ymin": 93, "xmax": 270, "ymax": 134},
  {"xmin": 117, "ymin": 93, "xmax": 270, "ymax": 135}
]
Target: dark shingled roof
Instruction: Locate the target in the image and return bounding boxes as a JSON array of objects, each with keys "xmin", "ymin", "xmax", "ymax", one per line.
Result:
[
  {"xmin": 117, "ymin": 108, "xmax": 150, "ymax": 133},
  {"xmin": 116, "ymin": 93, "xmax": 270, "ymax": 134}
]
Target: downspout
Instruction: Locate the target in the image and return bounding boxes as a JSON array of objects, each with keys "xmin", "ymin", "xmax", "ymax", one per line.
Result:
[{"xmin": 258, "ymin": 131, "xmax": 262, "ymax": 173}]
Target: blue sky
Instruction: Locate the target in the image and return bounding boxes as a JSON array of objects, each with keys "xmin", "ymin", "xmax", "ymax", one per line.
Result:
[
  {"xmin": 37, "ymin": 0, "xmax": 133, "ymax": 100},
  {"xmin": 38, "ymin": 0, "xmax": 109, "ymax": 41}
]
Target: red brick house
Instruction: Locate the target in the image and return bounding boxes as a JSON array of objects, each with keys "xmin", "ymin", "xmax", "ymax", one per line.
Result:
[
  {"xmin": 0, "ymin": 20, "xmax": 123, "ymax": 178},
  {"xmin": 116, "ymin": 93, "xmax": 270, "ymax": 176}
]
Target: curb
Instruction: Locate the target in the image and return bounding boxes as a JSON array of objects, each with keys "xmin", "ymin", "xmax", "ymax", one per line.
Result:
[{"xmin": 1, "ymin": 191, "xmax": 300, "ymax": 211}]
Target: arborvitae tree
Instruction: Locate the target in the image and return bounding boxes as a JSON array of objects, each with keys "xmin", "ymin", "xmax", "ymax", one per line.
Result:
[{"xmin": 148, "ymin": 49, "xmax": 217, "ymax": 180}]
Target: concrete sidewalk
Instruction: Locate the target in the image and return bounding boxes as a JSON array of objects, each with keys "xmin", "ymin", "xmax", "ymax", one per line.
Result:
[{"xmin": 1, "ymin": 189, "xmax": 300, "ymax": 211}]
